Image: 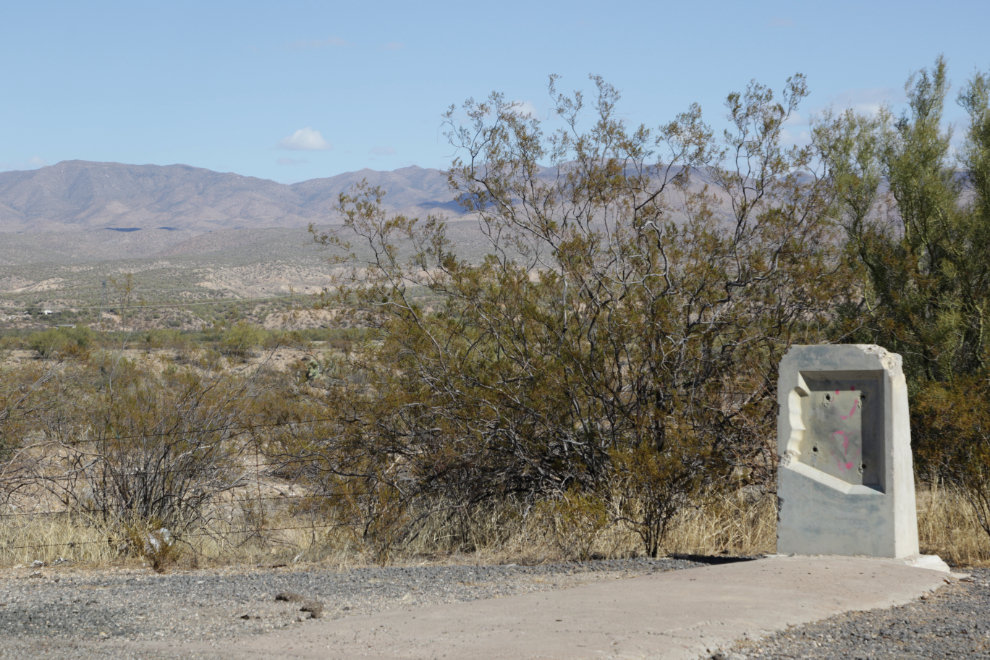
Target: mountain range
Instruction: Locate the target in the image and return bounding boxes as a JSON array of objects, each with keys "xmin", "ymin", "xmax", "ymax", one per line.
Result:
[{"xmin": 0, "ymin": 160, "xmax": 462, "ymax": 234}]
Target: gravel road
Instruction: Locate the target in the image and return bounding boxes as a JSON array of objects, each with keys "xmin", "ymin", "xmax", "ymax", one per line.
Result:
[{"xmin": 0, "ymin": 558, "xmax": 986, "ymax": 659}]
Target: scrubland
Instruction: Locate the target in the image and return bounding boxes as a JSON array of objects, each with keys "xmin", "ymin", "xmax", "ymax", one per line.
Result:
[
  {"xmin": 1, "ymin": 329, "xmax": 988, "ymax": 573},
  {"xmin": 4, "ymin": 58, "xmax": 990, "ymax": 573}
]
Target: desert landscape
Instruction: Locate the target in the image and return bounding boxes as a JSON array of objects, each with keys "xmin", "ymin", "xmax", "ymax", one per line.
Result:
[
  {"xmin": 0, "ymin": 162, "xmax": 484, "ymax": 333},
  {"xmin": 3, "ymin": 5, "xmax": 990, "ymax": 652}
]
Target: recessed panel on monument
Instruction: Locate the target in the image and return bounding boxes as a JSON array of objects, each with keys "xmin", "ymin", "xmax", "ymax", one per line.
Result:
[
  {"xmin": 777, "ymin": 345, "xmax": 919, "ymax": 558},
  {"xmin": 796, "ymin": 374, "xmax": 882, "ymax": 489}
]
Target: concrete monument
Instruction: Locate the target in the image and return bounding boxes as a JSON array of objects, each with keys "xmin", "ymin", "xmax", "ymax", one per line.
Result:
[{"xmin": 777, "ymin": 344, "xmax": 919, "ymax": 557}]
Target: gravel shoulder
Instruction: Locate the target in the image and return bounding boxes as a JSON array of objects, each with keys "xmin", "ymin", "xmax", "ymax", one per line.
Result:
[
  {"xmin": 0, "ymin": 557, "xmax": 701, "ymax": 660},
  {"xmin": 1, "ymin": 558, "xmax": 987, "ymax": 660},
  {"xmin": 723, "ymin": 566, "xmax": 990, "ymax": 660}
]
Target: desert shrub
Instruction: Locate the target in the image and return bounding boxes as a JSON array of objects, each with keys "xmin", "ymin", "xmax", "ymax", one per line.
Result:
[
  {"xmin": 27, "ymin": 326, "xmax": 96, "ymax": 359},
  {"xmin": 300, "ymin": 73, "xmax": 852, "ymax": 558},
  {"xmin": 28, "ymin": 329, "xmax": 70, "ymax": 358},
  {"xmin": 18, "ymin": 360, "xmax": 259, "ymax": 537},
  {"xmin": 140, "ymin": 329, "xmax": 192, "ymax": 351},
  {"xmin": 0, "ymin": 362, "xmax": 53, "ymax": 465},
  {"xmin": 536, "ymin": 488, "xmax": 611, "ymax": 561},
  {"xmin": 219, "ymin": 322, "xmax": 267, "ymax": 357},
  {"xmin": 912, "ymin": 378, "xmax": 990, "ymax": 539},
  {"xmin": 819, "ymin": 58, "xmax": 990, "ymax": 382},
  {"xmin": 818, "ymin": 59, "xmax": 990, "ymax": 538}
]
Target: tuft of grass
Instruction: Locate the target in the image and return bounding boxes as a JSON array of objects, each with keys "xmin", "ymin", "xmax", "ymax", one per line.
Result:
[{"xmin": 917, "ymin": 483, "xmax": 990, "ymax": 567}]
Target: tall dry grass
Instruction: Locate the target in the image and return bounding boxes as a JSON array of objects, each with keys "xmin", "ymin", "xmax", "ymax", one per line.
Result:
[
  {"xmin": 3, "ymin": 486, "xmax": 987, "ymax": 570},
  {"xmin": 0, "ymin": 507, "xmax": 369, "ymax": 570},
  {"xmin": 0, "ymin": 490, "xmax": 778, "ymax": 569},
  {"xmin": 917, "ymin": 483, "xmax": 990, "ymax": 566}
]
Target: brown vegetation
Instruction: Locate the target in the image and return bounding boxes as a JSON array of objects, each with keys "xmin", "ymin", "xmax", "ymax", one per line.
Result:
[{"xmin": 3, "ymin": 59, "xmax": 990, "ymax": 571}]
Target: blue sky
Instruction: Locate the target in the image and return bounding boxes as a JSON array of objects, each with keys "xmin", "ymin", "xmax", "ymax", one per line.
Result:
[{"xmin": 1, "ymin": 0, "xmax": 986, "ymax": 183}]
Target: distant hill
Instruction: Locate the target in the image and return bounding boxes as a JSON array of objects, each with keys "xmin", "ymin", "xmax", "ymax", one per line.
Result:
[
  {"xmin": 0, "ymin": 160, "xmax": 463, "ymax": 234},
  {"xmin": 0, "ymin": 160, "xmax": 738, "ymax": 267}
]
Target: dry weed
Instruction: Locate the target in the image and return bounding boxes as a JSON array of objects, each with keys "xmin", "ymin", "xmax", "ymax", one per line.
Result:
[
  {"xmin": 917, "ymin": 483, "xmax": 990, "ymax": 567},
  {"xmin": 3, "ymin": 486, "xmax": 989, "ymax": 570}
]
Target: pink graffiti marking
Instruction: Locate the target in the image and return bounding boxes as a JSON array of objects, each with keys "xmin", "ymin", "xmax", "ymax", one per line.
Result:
[
  {"xmin": 840, "ymin": 398, "xmax": 860, "ymax": 420},
  {"xmin": 832, "ymin": 430, "xmax": 859, "ymax": 471},
  {"xmin": 833, "ymin": 430, "xmax": 849, "ymax": 451}
]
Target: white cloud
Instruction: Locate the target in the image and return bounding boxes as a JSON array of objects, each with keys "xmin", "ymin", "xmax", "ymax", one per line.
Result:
[
  {"xmin": 277, "ymin": 127, "xmax": 332, "ymax": 151},
  {"xmin": 510, "ymin": 100, "xmax": 539, "ymax": 119},
  {"xmin": 781, "ymin": 128, "xmax": 812, "ymax": 147},
  {"xmin": 780, "ymin": 110, "xmax": 812, "ymax": 147},
  {"xmin": 826, "ymin": 87, "xmax": 905, "ymax": 117},
  {"xmin": 287, "ymin": 36, "xmax": 348, "ymax": 50},
  {"xmin": 370, "ymin": 146, "xmax": 396, "ymax": 156},
  {"xmin": 782, "ymin": 111, "xmax": 806, "ymax": 128}
]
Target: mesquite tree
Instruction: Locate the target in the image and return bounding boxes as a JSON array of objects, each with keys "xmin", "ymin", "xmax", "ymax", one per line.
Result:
[{"xmin": 310, "ymin": 74, "xmax": 851, "ymax": 556}]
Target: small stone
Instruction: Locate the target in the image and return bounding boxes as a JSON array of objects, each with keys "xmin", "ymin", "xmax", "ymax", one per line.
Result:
[
  {"xmin": 301, "ymin": 600, "xmax": 324, "ymax": 619},
  {"xmin": 31, "ymin": 560, "xmax": 45, "ymax": 568},
  {"xmin": 29, "ymin": 571, "xmax": 43, "ymax": 579},
  {"xmin": 275, "ymin": 592, "xmax": 306, "ymax": 603}
]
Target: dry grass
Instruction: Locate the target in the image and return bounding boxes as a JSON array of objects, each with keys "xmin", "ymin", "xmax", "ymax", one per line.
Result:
[
  {"xmin": 410, "ymin": 492, "xmax": 779, "ymax": 564},
  {"xmin": 661, "ymin": 492, "xmax": 778, "ymax": 557},
  {"xmin": 0, "ymin": 491, "xmax": 778, "ymax": 569},
  {"xmin": 3, "ymin": 486, "xmax": 988, "ymax": 570},
  {"xmin": 0, "ymin": 509, "xmax": 367, "ymax": 571},
  {"xmin": 917, "ymin": 483, "xmax": 990, "ymax": 567}
]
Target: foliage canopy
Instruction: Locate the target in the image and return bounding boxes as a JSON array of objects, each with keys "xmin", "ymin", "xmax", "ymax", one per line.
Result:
[{"xmin": 311, "ymin": 73, "xmax": 852, "ymax": 556}]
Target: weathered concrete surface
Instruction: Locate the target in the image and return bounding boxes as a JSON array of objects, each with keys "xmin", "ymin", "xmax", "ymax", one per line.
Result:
[
  {"xmin": 125, "ymin": 556, "xmax": 955, "ymax": 660},
  {"xmin": 777, "ymin": 344, "xmax": 920, "ymax": 557}
]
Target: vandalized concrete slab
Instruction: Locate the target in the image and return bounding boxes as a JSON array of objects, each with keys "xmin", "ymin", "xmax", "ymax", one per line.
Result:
[
  {"xmin": 777, "ymin": 344, "xmax": 920, "ymax": 558},
  {"xmin": 123, "ymin": 556, "xmax": 954, "ymax": 660}
]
